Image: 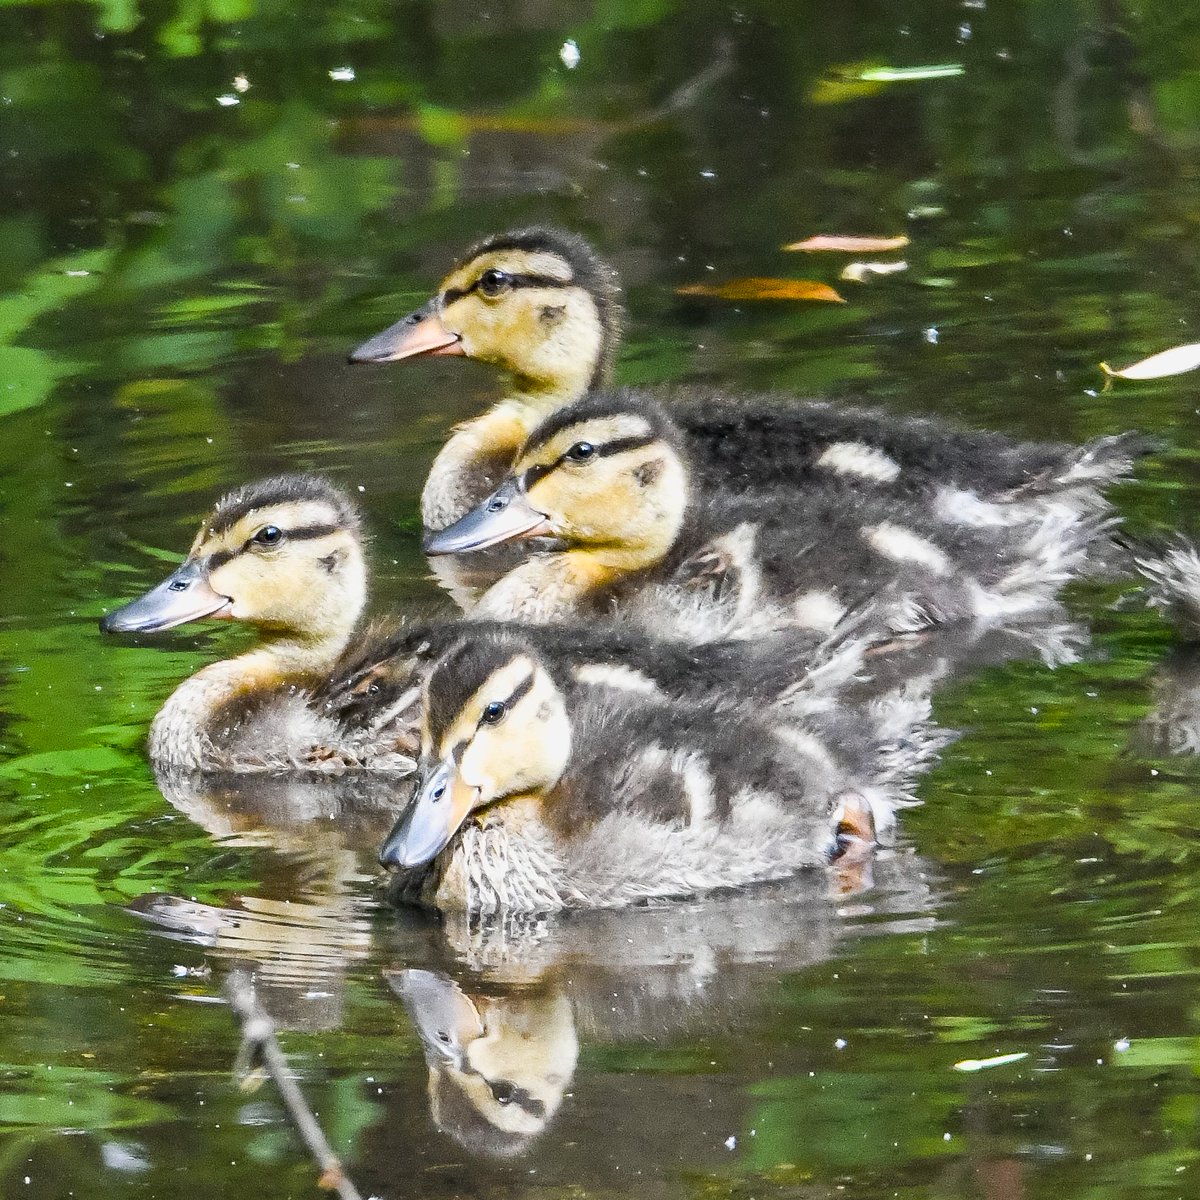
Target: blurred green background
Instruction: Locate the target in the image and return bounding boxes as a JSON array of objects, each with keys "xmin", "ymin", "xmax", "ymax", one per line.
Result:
[{"xmin": 4, "ymin": 0, "xmax": 1200, "ymax": 1196}]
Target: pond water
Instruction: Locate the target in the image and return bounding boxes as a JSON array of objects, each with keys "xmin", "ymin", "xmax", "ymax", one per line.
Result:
[{"xmin": 4, "ymin": 1, "xmax": 1200, "ymax": 1196}]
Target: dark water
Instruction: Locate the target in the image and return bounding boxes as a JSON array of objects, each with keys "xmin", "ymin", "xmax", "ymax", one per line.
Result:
[{"xmin": 4, "ymin": 1, "xmax": 1200, "ymax": 1196}]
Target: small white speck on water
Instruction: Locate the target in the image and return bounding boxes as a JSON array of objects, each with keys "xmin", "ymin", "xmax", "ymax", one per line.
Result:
[
  {"xmin": 286, "ymin": 162, "xmax": 300, "ymax": 169},
  {"xmin": 1150, "ymin": 768, "xmax": 1159, "ymax": 776},
  {"xmin": 1030, "ymin": 706, "xmax": 1038, "ymax": 714},
  {"xmin": 958, "ymin": 22, "xmax": 972, "ymax": 40},
  {"xmin": 724, "ymin": 1136, "xmax": 736, "ymax": 1150},
  {"xmin": 357, "ymin": 485, "xmax": 366, "ymax": 492},
  {"xmin": 700, "ymin": 168, "xmax": 716, "ymax": 179},
  {"xmin": 923, "ymin": 327, "xmax": 939, "ymax": 344},
  {"xmin": 65, "ymin": 270, "xmax": 91, "ymax": 278},
  {"xmin": 329, "ymin": 66, "xmax": 356, "ymax": 82},
  {"xmin": 233, "ymin": 74, "xmax": 250, "ymax": 93},
  {"xmin": 216, "ymin": 94, "xmax": 239, "ymax": 107},
  {"xmin": 835, "ymin": 1038, "xmax": 847, "ymax": 1049},
  {"xmin": 943, "ymin": 1133, "xmax": 952, "ymax": 1142},
  {"xmin": 1114, "ymin": 1038, "xmax": 1130, "ymax": 1052},
  {"xmin": 559, "ymin": 39, "xmax": 580, "ymax": 69},
  {"xmin": 1085, "ymin": 1153, "xmax": 1093, "ymax": 1161}
]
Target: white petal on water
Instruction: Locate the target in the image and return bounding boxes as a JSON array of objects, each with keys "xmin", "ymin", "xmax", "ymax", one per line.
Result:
[
  {"xmin": 232, "ymin": 74, "xmax": 250, "ymax": 93},
  {"xmin": 559, "ymin": 39, "xmax": 581, "ymax": 69},
  {"xmin": 329, "ymin": 66, "xmax": 356, "ymax": 82},
  {"xmin": 841, "ymin": 260, "xmax": 908, "ymax": 282},
  {"xmin": 952, "ymin": 1051, "xmax": 1029, "ymax": 1072},
  {"xmin": 216, "ymin": 94, "xmax": 239, "ymax": 107},
  {"xmin": 1100, "ymin": 342, "xmax": 1200, "ymax": 382}
]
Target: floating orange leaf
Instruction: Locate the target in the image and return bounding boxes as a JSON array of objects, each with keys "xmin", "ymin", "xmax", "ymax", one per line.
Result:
[
  {"xmin": 1100, "ymin": 343, "xmax": 1200, "ymax": 384},
  {"xmin": 784, "ymin": 234, "xmax": 910, "ymax": 253},
  {"xmin": 677, "ymin": 277, "xmax": 845, "ymax": 303}
]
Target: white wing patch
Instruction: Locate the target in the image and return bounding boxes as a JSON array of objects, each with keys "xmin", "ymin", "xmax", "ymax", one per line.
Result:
[
  {"xmin": 573, "ymin": 663, "xmax": 662, "ymax": 695},
  {"xmin": 864, "ymin": 523, "xmax": 950, "ymax": 575},
  {"xmin": 792, "ymin": 589, "xmax": 847, "ymax": 631},
  {"xmin": 817, "ymin": 441, "xmax": 902, "ymax": 483}
]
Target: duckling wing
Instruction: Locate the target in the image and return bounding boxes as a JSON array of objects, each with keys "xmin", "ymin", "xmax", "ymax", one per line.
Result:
[{"xmin": 668, "ymin": 388, "xmax": 1150, "ymax": 511}]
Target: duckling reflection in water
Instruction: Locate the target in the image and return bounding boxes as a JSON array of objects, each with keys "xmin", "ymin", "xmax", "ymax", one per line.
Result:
[
  {"xmin": 388, "ymin": 968, "xmax": 576, "ymax": 1158},
  {"xmin": 350, "ymin": 226, "xmax": 1147, "ymax": 531},
  {"xmin": 424, "ymin": 392, "xmax": 1106, "ymax": 641},
  {"xmin": 100, "ymin": 474, "xmax": 417, "ymax": 772},
  {"xmin": 379, "ymin": 628, "xmax": 938, "ymax": 912}
]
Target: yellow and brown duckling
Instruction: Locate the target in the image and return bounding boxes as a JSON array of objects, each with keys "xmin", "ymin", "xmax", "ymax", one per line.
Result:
[
  {"xmin": 423, "ymin": 392, "xmax": 1103, "ymax": 642},
  {"xmin": 100, "ymin": 474, "xmax": 415, "ymax": 773},
  {"xmin": 379, "ymin": 627, "xmax": 928, "ymax": 912},
  {"xmin": 350, "ymin": 226, "xmax": 1148, "ymax": 530},
  {"xmin": 101, "ymin": 471, "xmax": 870, "ymax": 772}
]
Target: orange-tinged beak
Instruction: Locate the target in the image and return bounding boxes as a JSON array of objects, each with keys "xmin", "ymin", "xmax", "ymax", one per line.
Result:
[{"xmin": 348, "ymin": 300, "xmax": 465, "ymax": 364}]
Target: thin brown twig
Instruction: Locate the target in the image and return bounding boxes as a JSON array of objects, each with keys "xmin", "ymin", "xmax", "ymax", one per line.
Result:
[{"xmin": 224, "ymin": 969, "xmax": 365, "ymax": 1200}]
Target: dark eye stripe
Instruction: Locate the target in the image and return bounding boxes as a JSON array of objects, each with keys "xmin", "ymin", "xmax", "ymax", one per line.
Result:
[
  {"xmin": 443, "ymin": 272, "xmax": 571, "ymax": 306},
  {"xmin": 276, "ymin": 523, "xmax": 341, "ymax": 541},
  {"xmin": 205, "ymin": 524, "xmax": 342, "ymax": 571},
  {"xmin": 502, "ymin": 672, "xmax": 535, "ymax": 710},
  {"xmin": 520, "ymin": 432, "xmax": 658, "ymax": 490}
]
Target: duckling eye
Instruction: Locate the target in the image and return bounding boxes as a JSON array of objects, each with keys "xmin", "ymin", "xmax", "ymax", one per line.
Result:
[
  {"xmin": 252, "ymin": 525, "xmax": 283, "ymax": 547},
  {"xmin": 481, "ymin": 700, "xmax": 507, "ymax": 725},
  {"xmin": 490, "ymin": 1081, "xmax": 514, "ymax": 1105},
  {"xmin": 566, "ymin": 441, "xmax": 596, "ymax": 462},
  {"xmin": 478, "ymin": 268, "xmax": 511, "ymax": 298}
]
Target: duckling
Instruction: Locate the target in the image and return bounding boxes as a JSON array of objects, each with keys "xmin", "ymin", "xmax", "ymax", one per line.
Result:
[
  {"xmin": 99, "ymin": 474, "xmax": 415, "ymax": 772},
  {"xmin": 379, "ymin": 628, "xmax": 925, "ymax": 912},
  {"xmin": 422, "ymin": 392, "xmax": 1104, "ymax": 642},
  {"xmin": 103, "ymin": 472, "xmax": 877, "ymax": 772},
  {"xmin": 349, "ymin": 226, "xmax": 1148, "ymax": 530}
]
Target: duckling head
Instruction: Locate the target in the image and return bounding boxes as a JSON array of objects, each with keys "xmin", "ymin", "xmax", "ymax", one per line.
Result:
[
  {"xmin": 380, "ymin": 633, "xmax": 571, "ymax": 870},
  {"xmin": 387, "ymin": 968, "xmax": 577, "ymax": 1156},
  {"xmin": 349, "ymin": 227, "xmax": 623, "ymax": 406},
  {"xmin": 100, "ymin": 474, "xmax": 367, "ymax": 656},
  {"xmin": 423, "ymin": 393, "xmax": 690, "ymax": 571}
]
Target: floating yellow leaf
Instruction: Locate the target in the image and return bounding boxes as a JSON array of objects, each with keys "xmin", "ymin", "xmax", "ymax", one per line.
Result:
[
  {"xmin": 1100, "ymin": 343, "xmax": 1200, "ymax": 383},
  {"xmin": 785, "ymin": 234, "xmax": 910, "ymax": 253},
  {"xmin": 953, "ymin": 1052, "xmax": 1028, "ymax": 1073},
  {"xmin": 677, "ymin": 278, "xmax": 845, "ymax": 303},
  {"xmin": 841, "ymin": 260, "xmax": 909, "ymax": 283}
]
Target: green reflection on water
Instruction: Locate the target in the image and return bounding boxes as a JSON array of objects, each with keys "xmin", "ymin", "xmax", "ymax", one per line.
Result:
[{"xmin": 4, "ymin": 0, "xmax": 1200, "ymax": 1196}]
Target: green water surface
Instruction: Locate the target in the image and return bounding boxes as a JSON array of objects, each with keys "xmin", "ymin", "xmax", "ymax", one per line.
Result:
[{"xmin": 3, "ymin": 1, "xmax": 1200, "ymax": 1196}]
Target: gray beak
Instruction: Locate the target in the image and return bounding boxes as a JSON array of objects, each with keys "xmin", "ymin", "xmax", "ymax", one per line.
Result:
[
  {"xmin": 423, "ymin": 478, "xmax": 553, "ymax": 555},
  {"xmin": 99, "ymin": 560, "xmax": 231, "ymax": 634},
  {"xmin": 379, "ymin": 758, "xmax": 478, "ymax": 870}
]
